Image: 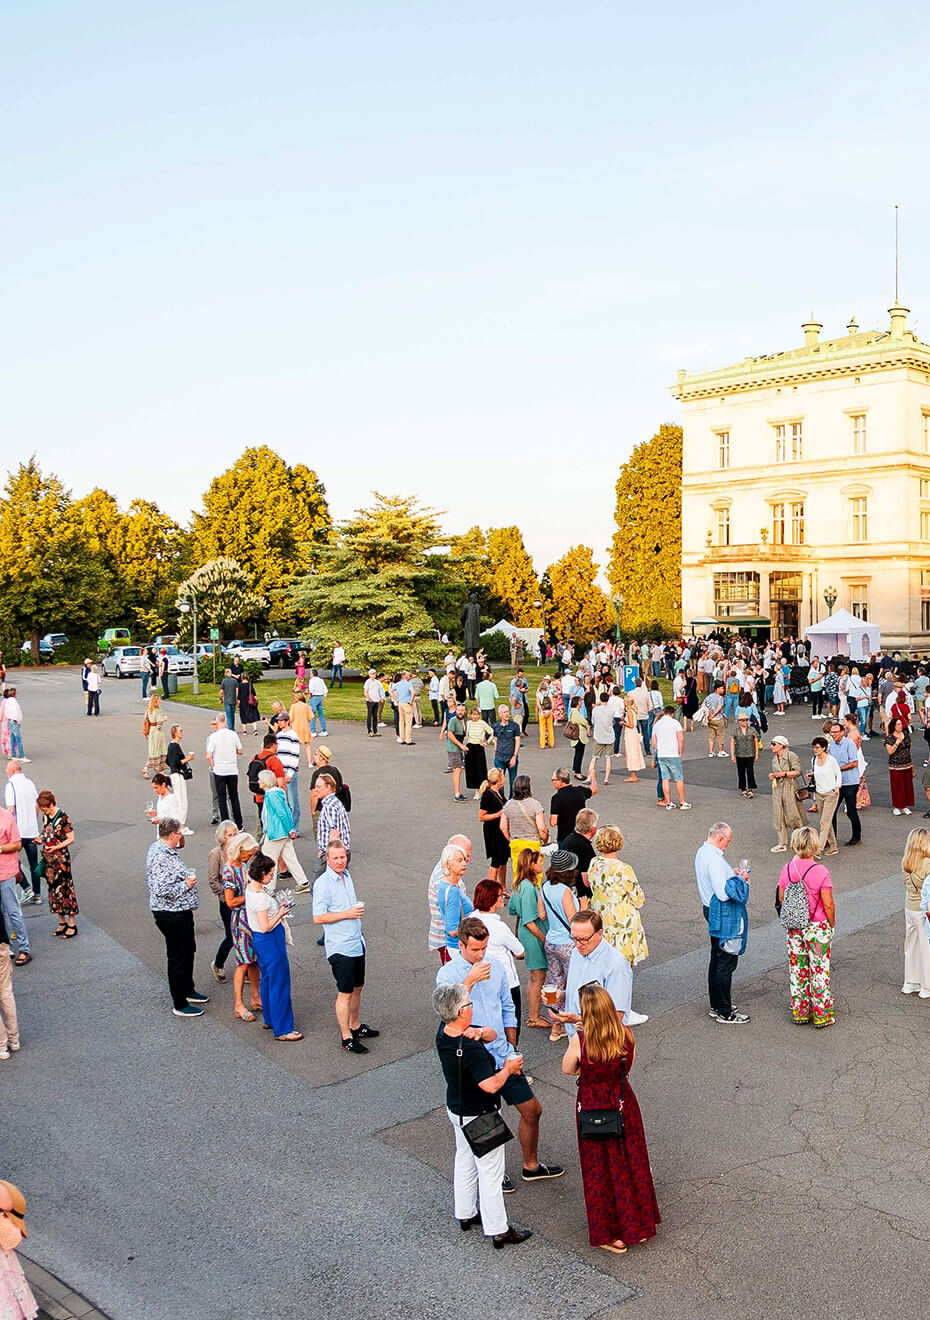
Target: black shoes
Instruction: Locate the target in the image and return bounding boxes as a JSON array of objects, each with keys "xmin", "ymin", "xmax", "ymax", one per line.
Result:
[
  {"xmin": 353, "ymin": 1023, "xmax": 380, "ymax": 1039},
  {"xmin": 521, "ymin": 1162, "xmax": 564, "ymax": 1181},
  {"xmin": 501, "ymin": 1174, "xmax": 515, "ymax": 1194},
  {"xmin": 342, "ymin": 1036, "xmax": 368, "ymax": 1054},
  {"xmin": 493, "ymin": 1225, "xmax": 533, "ymax": 1248},
  {"xmin": 459, "ymin": 1214, "xmax": 482, "ymax": 1231},
  {"xmin": 845, "ymin": 838, "xmax": 862, "ymax": 846}
]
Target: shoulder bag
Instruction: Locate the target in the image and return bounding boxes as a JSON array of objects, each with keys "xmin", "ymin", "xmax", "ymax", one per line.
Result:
[
  {"xmin": 578, "ymin": 1055, "xmax": 625, "ymax": 1139},
  {"xmin": 542, "ymin": 881, "xmax": 572, "ymax": 933},
  {"xmin": 456, "ymin": 1044, "xmax": 513, "ymax": 1156}
]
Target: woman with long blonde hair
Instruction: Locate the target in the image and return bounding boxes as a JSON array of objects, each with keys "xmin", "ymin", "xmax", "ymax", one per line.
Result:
[
  {"xmin": 562, "ymin": 983, "xmax": 660, "ymax": 1254},
  {"xmin": 901, "ymin": 827, "xmax": 930, "ymax": 997},
  {"xmin": 142, "ymin": 692, "xmax": 168, "ymax": 779}
]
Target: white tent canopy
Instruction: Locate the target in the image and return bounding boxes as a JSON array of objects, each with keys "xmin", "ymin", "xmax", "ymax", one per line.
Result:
[
  {"xmin": 480, "ymin": 619, "xmax": 544, "ymax": 649},
  {"xmin": 804, "ymin": 609, "xmax": 881, "ymax": 662}
]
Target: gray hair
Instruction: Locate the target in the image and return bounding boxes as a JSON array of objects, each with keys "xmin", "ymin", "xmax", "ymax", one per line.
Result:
[
  {"xmin": 707, "ymin": 821, "xmax": 732, "ymax": 843},
  {"xmin": 432, "ymin": 982, "xmax": 470, "ymax": 1023},
  {"xmin": 158, "ymin": 817, "xmax": 181, "ymax": 839},
  {"xmin": 226, "ymin": 831, "xmax": 259, "ymax": 860},
  {"xmin": 553, "ymin": 767, "xmax": 570, "ymax": 784},
  {"xmin": 215, "ymin": 819, "xmax": 237, "ymax": 846},
  {"xmin": 440, "ymin": 843, "xmax": 467, "ymax": 874},
  {"xmin": 216, "ymin": 713, "xmax": 228, "ymax": 727},
  {"xmin": 258, "ymin": 769, "xmax": 277, "ymax": 790}
]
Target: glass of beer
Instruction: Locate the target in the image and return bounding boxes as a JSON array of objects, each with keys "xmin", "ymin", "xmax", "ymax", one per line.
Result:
[{"xmin": 542, "ymin": 983, "xmax": 559, "ymax": 1007}]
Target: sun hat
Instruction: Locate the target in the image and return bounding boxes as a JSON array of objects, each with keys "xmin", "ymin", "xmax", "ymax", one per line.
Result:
[
  {"xmin": 0, "ymin": 1181, "xmax": 27, "ymax": 1236},
  {"xmin": 547, "ymin": 849, "xmax": 579, "ymax": 872},
  {"xmin": 771, "ymin": 734, "xmax": 789, "ymax": 747},
  {"xmin": 315, "ymin": 744, "xmax": 332, "ymax": 762}
]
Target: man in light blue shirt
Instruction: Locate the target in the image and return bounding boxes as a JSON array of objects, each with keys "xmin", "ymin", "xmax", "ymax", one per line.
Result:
[
  {"xmin": 827, "ymin": 722, "xmax": 862, "ymax": 845},
  {"xmin": 555, "ymin": 910, "xmax": 635, "ymax": 1033},
  {"xmin": 436, "ymin": 914, "xmax": 564, "ymax": 1185},
  {"xmin": 313, "ymin": 842, "xmax": 379, "ymax": 1055},
  {"xmin": 395, "ymin": 671, "xmax": 415, "ymax": 745},
  {"xmin": 694, "ymin": 823, "xmax": 749, "ymax": 1024}
]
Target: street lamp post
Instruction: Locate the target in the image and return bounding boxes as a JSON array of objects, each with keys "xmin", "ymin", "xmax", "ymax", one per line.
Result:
[
  {"xmin": 178, "ymin": 591, "xmax": 199, "ymax": 695},
  {"xmin": 823, "ymin": 585, "xmax": 837, "ymax": 615},
  {"xmin": 612, "ymin": 594, "xmax": 624, "ymax": 645},
  {"xmin": 533, "ymin": 597, "xmax": 546, "ymax": 663}
]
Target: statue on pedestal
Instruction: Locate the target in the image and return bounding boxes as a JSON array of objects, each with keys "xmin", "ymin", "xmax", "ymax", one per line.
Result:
[{"xmin": 460, "ymin": 591, "xmax": 481, "ymax": 656}]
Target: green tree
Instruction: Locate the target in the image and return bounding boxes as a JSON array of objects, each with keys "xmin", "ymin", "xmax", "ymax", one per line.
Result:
[
  {"xmin": 193, "ymin": 447, "xmax": 331, "ymax": 627},
  {"xmin": 546, "ymin": 545, "xmax": 613, "ymax": 641},
  {"xmin": 486, "ymin": 527, "xmax": 540, "ymax": 626},
  {"xmin": 0, "ymin": 460, "xmax": 108, "ymax": 655},
  {"xmin": 288, "ymin": 494, "xmax": 443, "ymax": 670},
  {"xmin": 176, "ymin": 559, "xmax": 266, "ymax": 642},
  {"xmin": 608, "ymin": 423, "xmax": 682, "ymax": 633}
]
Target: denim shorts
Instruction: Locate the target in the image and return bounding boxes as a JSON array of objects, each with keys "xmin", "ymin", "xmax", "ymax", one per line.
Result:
[{"xmin": 658, "ymin": 756, "xmax": 684, "ymax": 782}]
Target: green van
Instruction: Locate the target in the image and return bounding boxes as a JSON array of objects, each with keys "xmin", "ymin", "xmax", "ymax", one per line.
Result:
[{"xmin": 98, "ymin": 627, "xmax": 132, "ymax": 652}]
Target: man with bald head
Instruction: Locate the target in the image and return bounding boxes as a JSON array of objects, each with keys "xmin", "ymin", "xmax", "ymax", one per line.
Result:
[
  {"xmin": 694, "ymin": 822, "xmax": 750, "ymax": 1024},
  {"xmin": 428, "ymin": 834, "xmax": 472, "ymax": 964}
]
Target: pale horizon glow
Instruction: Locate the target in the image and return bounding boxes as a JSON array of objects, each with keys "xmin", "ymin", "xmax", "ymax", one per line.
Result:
[{"xmin": 4, "ymin": 1, "xmax": 930, "ymax": 575}]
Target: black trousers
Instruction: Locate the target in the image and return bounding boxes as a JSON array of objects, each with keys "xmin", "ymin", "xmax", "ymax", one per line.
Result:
[
  {"xmin": 366, "ymin": 701, "xmax": 379, "ymax": 734},
  {"xmin": 86, "ymin": 690, "xmax": 100, "ymax": 716},
  {"xmin": 736, "ymin": 756, "xmax": 757, "ymax": 791},
  {"xmin": 215, "ymin": 898, "xmax": 233, "ymax": 969},
  {"xmin": 811, "ymin": 690, "xmax": 824, "ymax": 716},
  {"xmin": 839, "ymin": 783, "xmax": 861, "ymax": 841},
  {"xmin": 704, "ymin": 906, "xmax": 737, "ymax": 1017},
  {"xmin": 152, "ymin": 909, "xmax": 196, "ymax": 1009},
  {"xmin": 572, "ymin": 739, "xmax": 585, "ymax": 774},
  {"xmin": 161, "ymin": 673, "xmax": 170, "ymax": 698},
  {"xmin": 214, "ymin": 774, "xmax": 242, "ymax": 828},
  {"xmin": 510, "ymin": 985, "xmax": 522, "ymax": 1046},
  {"xmin": 19, "ymin": 839, "xmax": 40, "ymax": 896}
]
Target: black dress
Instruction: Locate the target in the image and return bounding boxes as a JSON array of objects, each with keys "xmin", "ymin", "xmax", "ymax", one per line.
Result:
[
  {"xmin": 480, "ymin": 788, "xmax": 509, "ymax": 867},
  {"xmin": 239, "ymin": 679, "xmax": 260, "ymax": 727}
]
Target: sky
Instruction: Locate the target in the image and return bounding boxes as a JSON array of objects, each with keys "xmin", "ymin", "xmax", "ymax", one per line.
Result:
[{"xmin": 4, "ymin": 1, "xmax": 930, "ymax": 575}]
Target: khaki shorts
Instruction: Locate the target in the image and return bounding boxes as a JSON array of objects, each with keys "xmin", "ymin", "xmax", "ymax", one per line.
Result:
[{"xmin": 591, "ymin": 741, "xmax": 614, "ymax": 757}]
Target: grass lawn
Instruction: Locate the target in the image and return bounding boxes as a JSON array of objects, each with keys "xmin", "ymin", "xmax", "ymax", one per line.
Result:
[{"xmin": 172, "ymin": 664, "xmax": 675, "ymax": 722}]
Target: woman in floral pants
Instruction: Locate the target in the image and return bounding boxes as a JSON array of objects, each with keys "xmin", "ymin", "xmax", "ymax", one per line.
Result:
[{"xmin": 778, "ymin": 827, "xmax": 836, "ymax": 1027}]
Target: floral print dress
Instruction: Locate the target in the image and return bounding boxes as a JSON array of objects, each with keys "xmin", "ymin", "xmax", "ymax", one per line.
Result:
[
  {"xmin": 588, "ymin": 857, "xmax": 648, "ymax": 967},
  {"xmin": 39, "ymin": 809, "xmax": 78, "ymax": 917},
  {"xmin": 222, "ymin": 863, "xmax": 256, "ymax": 965}
]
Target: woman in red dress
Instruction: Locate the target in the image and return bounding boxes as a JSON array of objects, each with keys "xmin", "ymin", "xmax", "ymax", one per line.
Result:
[{"xmin": 562, "ymin": 983, "xmax": 660, "ymax": 1253}]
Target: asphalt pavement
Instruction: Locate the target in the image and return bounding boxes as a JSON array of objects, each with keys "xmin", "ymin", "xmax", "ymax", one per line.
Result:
[{"xmin": 5, "ymin": 667, "xmax": 929, "ymax": 1320}]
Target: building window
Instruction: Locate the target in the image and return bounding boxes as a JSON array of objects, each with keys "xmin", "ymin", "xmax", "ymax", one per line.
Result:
[
  {"xmin": 850, "ymin": 496, "xmax": 868, "ymax": 542},
  {"xmin": 848, "ymin": 583, "xmax": 869, "ymax": 621},
  {"xmin": 715, "ymin": 507, "xmax": 730, "ymax": 546},
  {"xmin": 851, "ymin": 413, "xmax": 866, "ymax": 455},
  {"xmin": 713, "ymin": 572, "xmax": 760, "ymax": 620},
  {"xmin": 717, "ymin": 431, "xmax": 730, "ymax": 469},
  {"xmin": 772, "ymin": 501, "xmax": 804, "ymax": 545},
  {"xmin": 924, "ymin": 413, "xmax": 930, "ymax": 454},
  {"xmin": 921, "ymin": 479, "xmax": 930, "ymax": 499},
  {"xmin": 775, "ymin": 421, "xmax": 803, "ymax": 461},
  {"xmin": 921, "ymin": 569, "xmax": 930, "ymax": 589},
  {"xmin": 921, "ymin": 510, "xmax": 930, "ymax": 541},
  {"xmin": 923, "ymin": 600, "xmax": 930, "ymax": 631}
]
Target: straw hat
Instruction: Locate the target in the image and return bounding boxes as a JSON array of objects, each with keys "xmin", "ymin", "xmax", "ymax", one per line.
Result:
[{"xmin": 0, "ymin": 1181, "xmax": 28, "ymax": 1236}]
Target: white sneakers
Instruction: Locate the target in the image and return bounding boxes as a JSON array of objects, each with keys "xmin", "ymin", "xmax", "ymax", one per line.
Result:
[
  {"xmin": 893, "ymin": 808, "xmax": 901, "ymax": 816},
  {"xmin": 626, "ymin": 1010, "xmax": 649, "ymax": 1026},
  {"xmin": 901, "ymin": 983, "xmax": 920, "ymax": 994},
  {"xmin": 770, "ymin": 844, "xmax": 787, "ymax": 853}
]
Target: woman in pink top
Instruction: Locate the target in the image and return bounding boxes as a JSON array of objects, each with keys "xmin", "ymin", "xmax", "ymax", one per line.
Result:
[{"xmin": 777, "ymin": 825, "xmax": 836, "ymax": 1027}]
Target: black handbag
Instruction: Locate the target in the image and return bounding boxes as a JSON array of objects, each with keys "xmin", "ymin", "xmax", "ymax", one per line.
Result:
[
  {"xmin": 578, "ymin": 1058, "xmax": 624, "ymax": 1139},
  {"xmin": 457, "ymin": 1045, "xmax": 513, "ymax": 1157}
]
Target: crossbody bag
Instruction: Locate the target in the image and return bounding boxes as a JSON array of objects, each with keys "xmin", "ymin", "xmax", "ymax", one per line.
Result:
[
  {"xmin": 456, "ymin": 1044, "xmax": 513, "ymax": 1156},
  {"xmin": 578, "ymin": 1055, "xmax": 625, "ymax": 1139}
]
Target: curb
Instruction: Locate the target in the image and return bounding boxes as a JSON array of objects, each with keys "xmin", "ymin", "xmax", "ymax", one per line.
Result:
[{"xmin": 21, "ymin": 1256, "xmax": 111, "ymax": 1320}]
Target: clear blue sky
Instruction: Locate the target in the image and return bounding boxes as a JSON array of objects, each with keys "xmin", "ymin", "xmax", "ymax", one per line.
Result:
[{"xmin": 4, "ymin": 1, "xmax": 929, "ymax": 573}]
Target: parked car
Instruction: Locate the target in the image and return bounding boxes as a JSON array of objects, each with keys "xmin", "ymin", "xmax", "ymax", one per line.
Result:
[
  {"xmin": 152, "ymin": 634, "xmax": 179, "ymax": 648},
  {"xmin": 102, "ymin": 646, "xmax": 144, "ymax": 679},
  {"xmin": 159, "ymin": 646, "xmax": 195, "ymax": 675},
  {"xmin": 20, "ymin": 640, "xmax": 54, "ymax": 662},
  {"xmin": 192, "ymin": 643, "xmax": 218, "ymax": 660},
  {"xmin": 42, "ymin": 633, "xmax": 69, "ymax": 649},
  {"xmin": 267, "ymin": 638, "xmax": 301, "ymax": 667},
  {"xmin": 99, "ymin": 627, "xmax": 132, "ymax": 652},
  {"xmin": 224, "ymin": 640, "xmax": 270, "ymax": 666}
]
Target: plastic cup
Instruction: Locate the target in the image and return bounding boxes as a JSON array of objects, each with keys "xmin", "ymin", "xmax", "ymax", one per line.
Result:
[{"xmin": 542, "ymin": 984, "xmax": 558, "ymax": 1006}]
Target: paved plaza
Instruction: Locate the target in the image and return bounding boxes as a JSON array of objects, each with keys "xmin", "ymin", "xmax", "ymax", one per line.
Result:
[{"xmin": 5, "ymin": 668, "xmax": 929, "ymax": 1320}]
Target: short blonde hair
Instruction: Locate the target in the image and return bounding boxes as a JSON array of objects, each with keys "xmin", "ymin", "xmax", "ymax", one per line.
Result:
[
  {"xmin": 790, "ymin": 826, "xmax": 819, "ymax": 860},
  {"xmin": 594, "ymin": 825, "xmax": 624, "ymax": 854}
]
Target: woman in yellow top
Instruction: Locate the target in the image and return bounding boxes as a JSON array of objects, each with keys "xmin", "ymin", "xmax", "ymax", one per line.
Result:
[
  {"xmin": 142, "ymin": 693, "xmax": 168, "ymax": 779},
  {"xmin": 288, "ymin": 693, "xmax": 314, "ymax": 767},
  {"xmin": 587, "ymin": 824, "xmax": 648, "ymax": 967}
]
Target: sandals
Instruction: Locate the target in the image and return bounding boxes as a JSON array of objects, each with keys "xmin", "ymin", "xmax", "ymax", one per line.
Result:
[
  {"xmin": 746, "ymin": 791, "xmax": 754, "ymax": 799},
  {"xmin": 526, "ymin": 1018, "xmax": 550, "ymax": 1029},
  {"xmin": 53, "ymin": 926, "xmax": 66, "ymax": 938},
  {"xmin": 235, "ymin": 1007, "xmax": 256, "ymax": 1022},
  {"xmin": 14, "ymin": 953, "xmax": 32, "ymax": 966},
  {"xmin": 62, "ymin": 927, "xmax": 77, "ymax": 938},
  {"xmin": 600, "ymin": 1241, "xmax": 628, "ymax": 1254},
  {"xmin": 624, "ymin": 776, "xmax": 637, "ymax": 783},
  {"xmin": 275, "ymin": 1031, "xmax": 304, "ymax": 1042}
]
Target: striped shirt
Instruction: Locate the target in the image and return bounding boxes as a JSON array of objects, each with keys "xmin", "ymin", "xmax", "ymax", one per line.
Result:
[{"xmin": 274, "ymin": 728, "xmax": 301, "ymax": 778}]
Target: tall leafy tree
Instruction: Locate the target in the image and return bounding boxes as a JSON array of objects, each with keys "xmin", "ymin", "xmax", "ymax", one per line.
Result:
[
  {"xmin": 486, "ymin": 527, "xmax": 540, "ymax": 626},
  {"xmin": 289, "ymin": 494, "xmax": 443, "ymax": 669},
  {"xmin": 193, "ymin": 446, "xmax": 331, "ymax": 626},
  {"xmin": 608, "ymin": 423, "xmax": 682, "ymax": 633},
  {"xmin": 176, "ymin": 558, "xmax": 266, "ymax": 641},
  {"xmin": 546, "ymin": 545, "xmax": 613, "ymax": 641},
  {"xmin": 0, "ymin": 460, "xmax": 108, "ymax": 654}
]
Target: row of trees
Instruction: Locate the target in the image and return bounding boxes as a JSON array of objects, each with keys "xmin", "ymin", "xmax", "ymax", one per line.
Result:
[{"xmin": 0, "ymin": 427, "xmax": 683, "ymax": 667}]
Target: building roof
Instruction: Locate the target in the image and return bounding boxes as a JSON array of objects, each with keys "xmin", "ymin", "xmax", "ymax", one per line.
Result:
[{"xmin": 670, "ymin": 305, "xmax": 930, "ymax": 401}]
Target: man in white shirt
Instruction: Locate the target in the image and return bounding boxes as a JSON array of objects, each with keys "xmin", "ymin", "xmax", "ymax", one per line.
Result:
[
  {"xmin": 205, "ymin": 715, "xmax": 243, "ymax": 827},
  {"xmin": 307, "ymin": 670, "xmax": 328, "ymax": 735},
  {"xmin": 2, "ymin": 691, "xmax": 27, "ymax": 761},
  {"xmin": 363, "ymin": 670, "xmax": 384, "ymax": 737},
  {"xmin": 4, "ymin": 762, "xmax": 41, "ymax": 903},
  {"xmin": 651, "ymin": 706, "xmax": 691, "ymax": 810},
  {"xmin": 811, "ymin": 736, "xmax": 842, "ymax": 855},
  {"xmin": 331, "ymin": 643, "xmax": 346, "ymax": 689},
  {"xmin": 588, "ymin": 693, "xmax": 617, "ymax": 782},
  {"xmin": 86, "ymin": 665, "xmax": 102, "ymax": 716}
]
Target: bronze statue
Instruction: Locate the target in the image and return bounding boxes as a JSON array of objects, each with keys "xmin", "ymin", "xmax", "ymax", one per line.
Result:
[{"xmin": 460, "ymin": 591, "xmax": 481, "ymax": 656}]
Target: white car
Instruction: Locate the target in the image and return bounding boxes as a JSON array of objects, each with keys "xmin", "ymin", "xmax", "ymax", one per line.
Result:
[
  {"xmin": 102, "ymin": 646, "xmax": 144, "ymax": 678},
  {"xmin": 160, "ymin": 646, "xmax": 195, "ymax": 675},
  {"xmin": 225, "ymin": 640, "xmax": 270, "ymax": 666}
]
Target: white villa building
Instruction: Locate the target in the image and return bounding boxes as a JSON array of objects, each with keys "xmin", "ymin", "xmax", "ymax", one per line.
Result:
[{"xmin": 672, "ymin": 303, "xmax": 930, "ymax": 648}]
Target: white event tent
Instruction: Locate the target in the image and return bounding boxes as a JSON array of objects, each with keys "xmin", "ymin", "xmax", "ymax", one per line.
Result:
[
  {"xmin": 481, "ymin": 619, "xmax": 544, "ymax": 650},
  {"xmin": 804, "ymin": 608, "xmax": 881, "ymax": 662}
]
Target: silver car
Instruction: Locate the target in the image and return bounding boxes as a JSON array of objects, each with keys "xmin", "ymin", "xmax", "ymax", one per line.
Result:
[{"xmin": 102, "ymin": 646, "xmax": 143, "ymax": 678}]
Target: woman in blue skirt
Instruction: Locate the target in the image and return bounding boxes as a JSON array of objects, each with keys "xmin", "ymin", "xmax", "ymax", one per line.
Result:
[{"xmin": 245, "ymin": 854, "xmax": 303, "ymax": 1041}]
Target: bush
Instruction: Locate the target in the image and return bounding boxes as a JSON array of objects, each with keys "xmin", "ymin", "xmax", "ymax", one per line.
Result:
[
  {"xmin": 481, "ymin": 630, "xmax": 512, "ymax": 662},
  {"xmin": 196, "ymin": 656, "xmax": 264, "ymax": 688}
]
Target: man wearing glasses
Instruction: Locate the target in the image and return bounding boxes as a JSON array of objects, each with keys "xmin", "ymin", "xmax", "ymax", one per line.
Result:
[{"xmin": 550, "ymin": 909, "xmax": 646, "ymax": 1031}]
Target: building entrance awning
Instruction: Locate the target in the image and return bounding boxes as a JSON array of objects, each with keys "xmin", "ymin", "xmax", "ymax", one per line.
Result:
[{"xmin": 725, "ymin": 615, "xmax": 771, "ymax": 626}]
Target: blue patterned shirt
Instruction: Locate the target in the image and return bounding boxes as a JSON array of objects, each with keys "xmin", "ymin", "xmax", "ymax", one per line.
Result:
[{"xmin": 146, "ymin": 839, "xmax": 198, "ymax": 913}]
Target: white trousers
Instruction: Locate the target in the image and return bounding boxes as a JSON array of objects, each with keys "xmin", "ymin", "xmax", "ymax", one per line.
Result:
[
  {"xmin": 170, "ymin": 773, "xmax": 189, "ymax": 825},
  {"xmin": 903, "ymin": 908, "xmax": 930, "ymax": 993},
  {"xmin": 446, "ymin": 1108, "xmax": 508, "ymax": 1236},
  {"xmin": 261, "ymin": 837, "xmax": 309, "ymax": 891}
]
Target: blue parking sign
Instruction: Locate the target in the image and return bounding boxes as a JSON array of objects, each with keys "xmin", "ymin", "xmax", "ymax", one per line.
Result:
[{"xmin": 622, "ymin": 664, "xmax": 640, "ymax": 692}]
